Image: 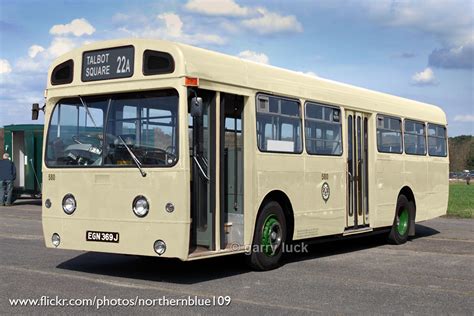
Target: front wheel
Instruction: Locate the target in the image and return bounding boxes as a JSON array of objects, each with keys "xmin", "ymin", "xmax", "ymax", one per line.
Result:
[
  {"xmin": 247, "ymin": 201, "xmax": 287, "ymax": 271},
  {"xmin": 388, "ymin": 195, "xmax": 413, "ymax": 244}
]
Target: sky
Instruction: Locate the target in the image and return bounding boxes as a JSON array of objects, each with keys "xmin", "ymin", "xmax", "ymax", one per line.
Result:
[{"xmin": 0, "ymin": 0, "xmax": 472, "ymax": 136}]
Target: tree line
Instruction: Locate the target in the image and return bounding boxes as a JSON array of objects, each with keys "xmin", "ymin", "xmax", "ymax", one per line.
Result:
[{"xmin": 449, "ymin": 135, "xmax": 474, "ymax": 172}]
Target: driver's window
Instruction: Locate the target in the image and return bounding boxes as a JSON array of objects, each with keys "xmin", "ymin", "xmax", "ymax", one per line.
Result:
[
  {"xmin": 45, "ymin": 100, "xmax": 106, "ymax": 166},
  {"xmin": 78, "ymin": 107, "xmax": 104, "ymax": 138}
]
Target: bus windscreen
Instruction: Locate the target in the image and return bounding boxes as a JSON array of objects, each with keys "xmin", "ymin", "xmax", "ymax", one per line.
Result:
[{"xmin": 45, "ymin": 90, "xmax": 179, "ymax": 168}]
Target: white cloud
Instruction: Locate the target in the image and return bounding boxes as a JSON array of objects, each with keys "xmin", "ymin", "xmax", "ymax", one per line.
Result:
[
  {"xmin": 242, "ymin": 8, "xmax": 303, "ymax": 34},
  {"xmin": 454, "ymin": 115, "xmax": 474, "ymax": 123},
  {"xmin": 48, "ymin": 37, "xmax": 77, "ymax": 57},
  {"xmin": 117, "ymin": 12, "xmax": 225, "ymax": 45},
  {"xmin": 15, "ymin": 57, "xmax": 43, "ymax": 72},
  {"xmin": 50, "ymin": 18, "xmax": 95, "ymax": 37},
  {"xmin": 185, "ymin": 1, "xmax": 303, "ymax": 35},
  {"xmin": 28, "ymin": 45, "xmax": 45, "ymax": 58},
  {"xmin": 185, "ymin": 0, "xmax": 249, "ymax": 17},
  {"xmin": 157, "ymin": 13, "xmax": 184, "ymax": 38},
  {"xmin": 412, "ymin": 67, "xmax": 436, "ymax": 86},
  {"xmin": 16, "ymin": 37, "xmax": 84, "ymax": 73},
  {"xmin": 238, "ymin": 50, "xmax": 269, "ymax": 64},
  {"xmin": 0, "ymin": 59, "xmax": 12, "ymax": 74}
]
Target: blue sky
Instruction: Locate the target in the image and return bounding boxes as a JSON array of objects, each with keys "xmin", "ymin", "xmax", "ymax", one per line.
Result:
[{"xmin": 0, "ymin": 0, "xmax": 472, "ymax": 136}]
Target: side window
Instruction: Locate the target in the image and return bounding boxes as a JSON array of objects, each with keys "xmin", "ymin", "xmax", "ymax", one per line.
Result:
[
  {"xmin": 256, "ymin": 94, "xmax": 302, "ymax": 153},
  {"xmin": 404, "ymin": 120, "xmax": 426, "ymax": 155},
  {"xmin": 377, "ymin": 115, "xmax": 402, "ymax": 153},
  {"xmin": 305, "ymin": 102, "xmax": 342, "ymax": 155},
  {"xmin": 428, "ymin": 123, "xmax": 447, "ymax": 157}
]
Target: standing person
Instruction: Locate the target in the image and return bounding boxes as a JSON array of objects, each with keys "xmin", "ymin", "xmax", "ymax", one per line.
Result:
[{"xmin": 0, "ymin": 153, "xmax": 16, "ymax": 206}]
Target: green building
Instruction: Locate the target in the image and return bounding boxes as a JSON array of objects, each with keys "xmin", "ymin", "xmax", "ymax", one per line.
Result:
[{"xmin": 2, "ymin": 124, "xmax": 43, "ymax": 199}]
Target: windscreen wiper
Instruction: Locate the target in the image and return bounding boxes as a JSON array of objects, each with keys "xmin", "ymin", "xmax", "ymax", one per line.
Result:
[
  {"xmin": 193, "ymin": 155, "xmax": 210, "ymax": 181},
  {"xmin": 118, "ymin": 136, "xmax": 147, "ymax": 177},
  {"xmin": 78, "ymin": 95, "xmax": 97, "ymax": 127}
]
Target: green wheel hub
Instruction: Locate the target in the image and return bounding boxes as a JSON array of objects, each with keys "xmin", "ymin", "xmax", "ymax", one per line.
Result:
[
  {"xmin": 261, "ymin": 215, "xmax": 282, "ymax": 256},
  {"xmin": 397, "ymin": 208, "xmax": 409, "ymax": 235}
]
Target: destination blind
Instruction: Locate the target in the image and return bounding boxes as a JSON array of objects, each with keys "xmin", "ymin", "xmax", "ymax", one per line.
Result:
[{"xmin": 82, "ymin": 46, "xmax": 134, "ymax": 82}]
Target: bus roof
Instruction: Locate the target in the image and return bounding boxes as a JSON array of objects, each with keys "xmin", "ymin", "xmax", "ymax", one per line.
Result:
[{"xmin": 47, "ymin": 38, "xmax": 447, "ymax": 124}]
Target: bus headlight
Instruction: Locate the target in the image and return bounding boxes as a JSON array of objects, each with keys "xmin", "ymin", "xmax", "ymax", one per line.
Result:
[
  {"xmin": 62, "ymin": 194, "xmax": 76, "ymax": 215},
  {"xmin": 52, "ymin": 233, "xmax": 60, "ymax": 247},
  {"xmin": 153, "ymin": 240, "xmax": 166, "ymax": 255},
  {"xmin": 132, "ymin": 196, "xmax": 149, "ymax": 217}
]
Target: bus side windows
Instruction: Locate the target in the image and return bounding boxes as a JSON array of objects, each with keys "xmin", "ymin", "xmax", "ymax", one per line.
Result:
[
  {"xmin": 427, "ymin": 123, "xmax": 447, "ymax": 157},
  {"xmin": 404, "ymin": 120, "xmax": 426, "ymax": 155},
  {"xmin": 377, "ymin": 115, "xmax": 402, "ymax": 154},
  {"xmin": 305, "ymin": 102, "xmax": 342, "ymax": 156},
  {"xmin": 256, "ymin": 94, "xmax": 302, "ymax": 153}
]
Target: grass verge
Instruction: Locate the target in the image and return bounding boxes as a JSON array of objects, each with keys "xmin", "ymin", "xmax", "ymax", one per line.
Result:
[{"xmin": 447, "ymin": 183, "xmax": 473, "ymax": 218}]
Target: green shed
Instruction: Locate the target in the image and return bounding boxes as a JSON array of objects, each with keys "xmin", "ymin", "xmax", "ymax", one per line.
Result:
[{"xmin": 3, "ymin": 124, "xmax": 44, "ymax": 199}]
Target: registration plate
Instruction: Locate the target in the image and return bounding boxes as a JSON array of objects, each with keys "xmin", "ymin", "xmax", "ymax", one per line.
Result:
[{"xmin": 86, "ymin": 231, "xmax": 119, "ymax": 243}]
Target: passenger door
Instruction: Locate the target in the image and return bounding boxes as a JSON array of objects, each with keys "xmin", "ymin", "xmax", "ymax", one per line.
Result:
[
  {"xmin": 220, "ymin": 93, "xmax": 244, "ymax": 249},
  {"xmin": 346, "ymin": 111, "xmax": 370, "ymax": 229},
  {"xmin": 189, "ymin": 90, "xmax": 245, "ymax": 252},
  {"xmin": 190, "ymin": 89, "xmax": 216, "ymax": 250}
]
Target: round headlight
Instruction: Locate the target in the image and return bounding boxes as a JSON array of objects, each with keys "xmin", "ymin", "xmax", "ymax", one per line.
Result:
[
  {"xmin": 132, "ymin": 196, "xmax": 149, "ymax": 217},
  {"xmin": 153, "ymin": 240, "xmax": 166, "ymax": 255},
  {"xmin": 45, "ymin": 199, "xmax": 52, "ymax": 209},
  {"xmin": 52, "ymin": 233, "xmax": 60, "ymax": 247},
  {"xmin": 62, "ymin": 194, "xmax": 76, "ymax": 215}
]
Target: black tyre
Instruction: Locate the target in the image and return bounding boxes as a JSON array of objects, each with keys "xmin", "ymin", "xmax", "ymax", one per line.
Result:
[
  {"xmin": 388, "ymin": 195, "xmax": 413, "ymax": 244},
  {"xmin": 247, "ymin": 201, "xmax": 287, "ymax": 271}
]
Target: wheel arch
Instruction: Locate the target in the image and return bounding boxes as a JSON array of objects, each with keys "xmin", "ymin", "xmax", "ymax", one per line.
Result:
[
  {"xmin": 398, "ymin": 186, "xmax": 416, "ymax": 236},
  {"xmin": 255, "ymin": 190, "xmax": 295, "ymax": 242}
]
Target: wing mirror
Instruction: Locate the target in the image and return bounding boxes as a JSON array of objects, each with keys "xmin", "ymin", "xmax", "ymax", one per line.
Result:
[
  {"xmin": 190, "ymin": 97, "xmax": 203, "ymax": 117},
  {"xmin": 31, "ymin": 103, "xmax": 45, "ymax": 120},
  {"xmin": 32, "ymin": 103, "xmax": 40, "ymax": 120}
]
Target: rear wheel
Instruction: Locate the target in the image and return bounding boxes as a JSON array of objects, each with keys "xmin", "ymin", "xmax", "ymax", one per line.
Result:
[
  {"xmin": 247, "ymin": 201, "xmax": 287, "ymax": 271},
  {"xmin": 388, "ymin": 195, "xmax": 412, "ymax": 244}
]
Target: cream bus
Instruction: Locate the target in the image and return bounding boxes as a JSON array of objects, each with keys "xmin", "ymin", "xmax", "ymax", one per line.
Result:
[{"xmin": 35, "ymin": 39, "xmax": 449, "ymax": 270}]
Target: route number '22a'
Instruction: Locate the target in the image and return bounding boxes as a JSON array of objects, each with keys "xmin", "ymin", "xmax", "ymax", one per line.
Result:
[{"xmin": 116, "ymin": 56, "xmax": 131, "ymax": 74}]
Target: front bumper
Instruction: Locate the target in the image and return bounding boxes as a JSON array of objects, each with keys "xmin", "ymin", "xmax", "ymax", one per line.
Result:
[{"xmin": 43, "ymin": 216, "xmax": 191, "ymax": 260}]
